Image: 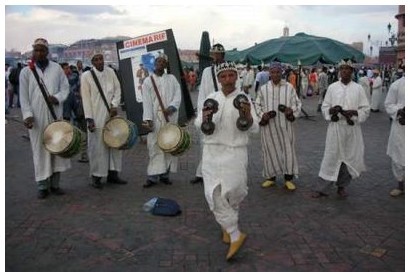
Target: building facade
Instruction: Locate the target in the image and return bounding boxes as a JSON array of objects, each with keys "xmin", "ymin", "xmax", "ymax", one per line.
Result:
[{"xmin": 395, "ymin": 5, "xmax": 405, "ymax": 67}]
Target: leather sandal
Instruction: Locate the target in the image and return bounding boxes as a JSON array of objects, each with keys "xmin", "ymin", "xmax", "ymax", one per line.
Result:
[{"xmin": 311, "ymin": 191, "xmax": 328, "ymax": 198}]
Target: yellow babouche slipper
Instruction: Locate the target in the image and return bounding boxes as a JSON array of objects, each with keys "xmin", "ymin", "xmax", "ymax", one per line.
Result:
[
  {"xmin": 390, "ymin": 188, "xmax": 404, "ymax": 197},
  {"xmin": 284, "ymin": 180, "xmax": 296, "ymax": 191},
  {"xmin": 261, "ymin": 179, "xmax": 275, "ymax": 188},
  {"xmin": 226, "ymin": 233, "xmax": 247, "ymax": 260},
  {"xmin": 222, "ymin": 230, "xmax": 230, "ymax": 244}
]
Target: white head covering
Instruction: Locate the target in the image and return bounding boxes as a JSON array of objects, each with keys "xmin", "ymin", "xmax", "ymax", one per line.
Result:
[
  {"xmin": 33, "ymin": 38, "xmax": 49, "ymax": 48},
  {"xmin": 156, "ymin": 52, "xmax": 168, "ymax": 61},
  {"xmin": 90, "ymin": 48, "xmax": 104, "ymax": 60},
  {"xmin": 210, "ymin": 43, "xmax": 225, "ymax": 53},
  {"xmin": 338, "ymin": 59, "xmax": 354, "ymax": 68},
  {"xmin": 216, "ymin": 61, "xmax": 237, "ymax": 76}
]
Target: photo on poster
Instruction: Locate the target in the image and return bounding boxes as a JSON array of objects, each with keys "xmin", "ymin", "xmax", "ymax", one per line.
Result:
[{"xmin": 131, "ymin": 49, "xmax": 165, "ymax": 103}]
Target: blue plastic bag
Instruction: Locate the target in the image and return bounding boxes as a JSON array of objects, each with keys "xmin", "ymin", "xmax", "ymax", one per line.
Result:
[{"xmin": 151, "ymin": 197, "xmax": 181, "ymax": 216}]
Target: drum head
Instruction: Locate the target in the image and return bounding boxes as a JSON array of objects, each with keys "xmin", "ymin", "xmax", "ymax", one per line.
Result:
[
  {"xmin": 103, "ymin": 118, "xmax": 130, "ymax": 148},
  {"xmin": 157, "ymin": 123, "xmax": 182, "ymax": 152},
  {"xmin": 43, "ymin": 121, "xmax": 74, "ymax": 154}
]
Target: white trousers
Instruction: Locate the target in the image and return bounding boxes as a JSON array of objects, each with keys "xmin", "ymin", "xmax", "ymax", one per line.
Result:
[{"xmin": 211, "ymin": 185, "xmax": 239, "ymax": 233}]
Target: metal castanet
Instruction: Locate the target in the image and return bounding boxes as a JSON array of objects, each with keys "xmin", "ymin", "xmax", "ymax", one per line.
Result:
[
  {"xmin": 259, "ymin": 110, "xmax": 277, "ymax": 126},
  {"xmin": 201, "ymin": 98, "xmax": 219, "ymax": 135},
  {"xmin": 330, "ymin": 105, "xmax": 354, "ymax": 125},
  {"xmin": 234, "ymin": 94, "xmax": 252, "ymax": 131},
  {"xmin": 278, "ymin": 104, "xmax": 295, "ymax": 122}
]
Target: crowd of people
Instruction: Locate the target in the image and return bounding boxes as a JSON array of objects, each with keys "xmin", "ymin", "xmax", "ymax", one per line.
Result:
[{"xmin": 5, "ymin": 38, "xmax": 405, "ymax": 261}]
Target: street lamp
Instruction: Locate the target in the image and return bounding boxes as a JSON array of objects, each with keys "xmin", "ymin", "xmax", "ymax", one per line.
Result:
[
  {"xmin": 387, "ymin": 22, "xmax": 398, "ymax": 46},
  {"xmin": 367, "ymin": 33, "xmax": 382, "ymax": 57}
]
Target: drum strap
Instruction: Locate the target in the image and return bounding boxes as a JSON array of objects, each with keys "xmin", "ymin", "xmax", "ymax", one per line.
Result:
[
  {"xmin": 30, "ymin": 67, "xmax": 57, "ymax": 120},
  {"xmin": 150, "ymin": 76, "xmax": 169, "ymax": 122},
  {"xmin": 90, "ymin": 69, "xmax": 111, "ymax": 113}
]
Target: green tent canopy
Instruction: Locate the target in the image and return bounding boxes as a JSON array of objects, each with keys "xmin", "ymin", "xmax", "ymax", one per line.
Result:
[{"xmin": 226, "ymin": 32, "xmax": 365, "ymax": 66}]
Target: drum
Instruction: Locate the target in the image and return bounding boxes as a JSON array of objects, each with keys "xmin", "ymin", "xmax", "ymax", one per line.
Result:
[
  {"xmin": 43, "ymin": 121, "xmax": 82, "ymax": 158},
  {"xmin": 103, "ymin": 117, "xmax": 138, "ymax": 150},
  {"xmin": 157, "ymin": 123, "xmax": 191, "ymax": 156}
]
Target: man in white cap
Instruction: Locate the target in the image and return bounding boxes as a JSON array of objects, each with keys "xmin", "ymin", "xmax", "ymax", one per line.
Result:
[
  {"xmin": 141, "ymin": 54, "xmax": 181, "ymax": 188},
  {"xmin": 81, "ymin": 49, "xmax": 127, "ymax": 189},
  {"xmin": 254, "ymin": 61, "xmax": 302, "ymax": 191},
  {"xmin": 370, "ymin": 69, "xmax": 383, "ymax": 112},
  {"xmin": 195, "ymin": 61, "xmax": 259, "ymax": 260},
  {"xmin": 19, "ymin": 38, "xmax": 70, "ymax": 199},
  {"xmin": 384, "ymin": 68, "xmax": 405, "ymax": 197},
  {"xmin": 312, "ymin": 59, "xmax": 370, "ymax": 198}
]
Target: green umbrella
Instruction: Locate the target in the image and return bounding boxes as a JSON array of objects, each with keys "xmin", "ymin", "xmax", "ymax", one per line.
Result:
[
  {"xmin": 198, "ymin": 31, "xmax": 212, "ymax": 80},
  {"xmin": 227, "ymin": 32, "xmax": 365, "ymax": 66}
]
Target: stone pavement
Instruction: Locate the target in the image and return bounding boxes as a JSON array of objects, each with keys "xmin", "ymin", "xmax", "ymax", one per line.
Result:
[{"xmin": 4, "ymin": 91, "xmax": 405, "ymax": 272}]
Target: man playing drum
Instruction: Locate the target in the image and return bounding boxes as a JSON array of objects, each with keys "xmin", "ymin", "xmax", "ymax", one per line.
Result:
[
  {"xmin": 20, "ymin": 38, "xmax": 70, "ymax": 199},
  {"xmin": 81, "ymin": 49, "xmax": 127, "ymax": 189},
  {"xmin": 141, "ymin": 54, "xmax": 181, "ymax": 188},
  {"xmin": 195, "ymin": 61, "xmax": 259, "ymax": 260}
]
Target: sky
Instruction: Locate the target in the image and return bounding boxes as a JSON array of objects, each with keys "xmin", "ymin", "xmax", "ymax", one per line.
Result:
[{"xmin": 3, "ymin": 1, "xmax": 402, "ymax": 57}]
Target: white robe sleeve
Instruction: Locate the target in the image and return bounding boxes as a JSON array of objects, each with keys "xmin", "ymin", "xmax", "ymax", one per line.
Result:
[
  {"xmin": 384, "ymin": 78, "xmax": 403, "ymax": 119},
  {"xmin": 142, "ymin": 77, "xmax": 154, "ymax": 121},
  {"xmin": 80, "ymin": 72, "xmax": 94, "ymax": 120},
  {"xmin": 356, "ymin": 85, "xmax": 370, "ymax": 123},
  {"xmin": 19, "ymin": 68, "xmax": 34, "ymax": 120},
  {"xmin": 52, "ymin": 66, "xmax": 70, "ymax": 104},
  {"xmin": 168, "ymin": 75, "xmax": 181, "ymax": 110}
]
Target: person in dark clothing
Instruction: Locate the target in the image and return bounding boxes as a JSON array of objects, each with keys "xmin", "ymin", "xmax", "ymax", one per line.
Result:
[{"xmin": 8, "ymin": 62, "xmax": 23, "ymax": 108}]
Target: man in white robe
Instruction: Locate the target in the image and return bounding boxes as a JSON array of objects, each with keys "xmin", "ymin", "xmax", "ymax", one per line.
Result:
[
  {"xmin": 385, "ymin": 75, "xmax": 405, "ymax": 196},
  {"xmin": 81, "ymin": 50, "xmax": 126, "ymax": 189},
  {"xmin": 255, "ymin": 61, "xmax": 302, "ymax": 191},
  {"xmin": 370, "ymin": 69, "xmax": 383, "ymax": 112},
  {"xmin": 195, "ymin": 61, "xmax": 259, "ymax": 260},
  {"xmin": 191, "ymin": 43, "xmax": 227, "ymax": 185},
  {"xmin": 20, "ymin": 38, "xmax": 70, "ymax": 199},
  {"xmin": 141, "ymin": 55, "xmax": 181, "ymax": 187},
  {"xmin": 242, "ymin": 64, "xmax": 255, "ymax": 99},
  {"xmin": 312, "ymin": 60, "xmax": 370, "ymax": 198},
  {"xmin": 358, "ymin": 70, "xmax": 371, "ymax": 103}
]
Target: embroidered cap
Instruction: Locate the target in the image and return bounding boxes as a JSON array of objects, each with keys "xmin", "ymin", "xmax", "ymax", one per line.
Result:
[
  {"xmin": 210, "ymin": 43, "xmax": 225, "ymax": 53},
  {"xmin": 33, "ymin": 38, "xmax": 49, "ymax": 48},
  {"xmin": 338, "ymin": 59, "xmax": 354, "ymax": 68},
  {"xmin": 216, "ymin": 61, "xmax": 237, "ymax": 76},
  {"xmin": 156, "ymin": 52, "xmax": 168, "ymax": 61}
]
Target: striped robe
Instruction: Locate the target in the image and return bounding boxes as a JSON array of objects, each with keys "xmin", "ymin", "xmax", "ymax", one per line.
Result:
[{"xmin": 255, "ymin": 80, "xmax": 302, "ymax": 179}]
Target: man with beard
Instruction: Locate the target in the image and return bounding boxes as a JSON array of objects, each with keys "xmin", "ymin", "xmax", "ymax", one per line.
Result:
[
  {"xmin": 81, "ymin": 49, "xmax": 127, "ymax": 189},
  {"xmin": 255, "ymin": 61, "xmax": 302, "ymax": 191},
  {"xmin": 141, "ymin": 54, "xmax": 181, "ymax": 188},
  {"xmin": 312, "ymin": 60, "xmax": 370, "ymax": 198},
  {"xmin": 19, "ymin": 38, "xmax": 70, "ymax": 199}
]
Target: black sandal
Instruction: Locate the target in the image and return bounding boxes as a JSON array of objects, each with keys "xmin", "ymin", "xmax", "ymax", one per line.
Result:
[{"xmin": 311, "ymin": 191, "xmax": 328, "ymax": 198}]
